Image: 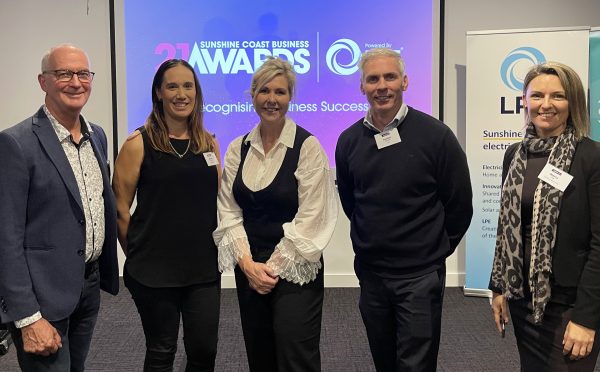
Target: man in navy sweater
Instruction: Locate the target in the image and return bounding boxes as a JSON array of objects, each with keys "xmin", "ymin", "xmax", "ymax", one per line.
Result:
[{"xmin": 335, "ymin": 48, "xmax": 473, "ymax": 371}]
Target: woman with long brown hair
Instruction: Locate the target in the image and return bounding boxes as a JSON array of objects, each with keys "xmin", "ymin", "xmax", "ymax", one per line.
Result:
[{"xmin": 113, "ymin": 59, "xmax": 221, "ymax": 371}]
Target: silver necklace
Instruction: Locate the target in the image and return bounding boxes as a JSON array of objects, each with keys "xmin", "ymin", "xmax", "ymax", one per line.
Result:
[{"xmin": 169, "ymin": 138, "xmax": 190, "ymax": 158}]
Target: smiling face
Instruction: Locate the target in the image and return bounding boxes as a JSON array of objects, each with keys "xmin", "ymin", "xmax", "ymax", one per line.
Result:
[
  {"xmin": 360, "ymin": 55, "xmax": 408, "ymax": 118},
  {"xmin": 524, "ymin": 73, "xmax": 569, "ymax": 138},
  {"xmin": 38, "ymin": 46, "xmax": 91, "ymax": 118},
  {"xmin": 156, "ymin": 64, "xmax": 196, "ymax": 125},
  {"xmin": 253, "ymin": 74, "xmax": 290, "ymax": 126}
]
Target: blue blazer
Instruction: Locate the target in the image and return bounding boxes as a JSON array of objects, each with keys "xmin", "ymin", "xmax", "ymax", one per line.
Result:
[{"xmin": 0, "ymin": 107, "xmax": 119, "ymax": 324}]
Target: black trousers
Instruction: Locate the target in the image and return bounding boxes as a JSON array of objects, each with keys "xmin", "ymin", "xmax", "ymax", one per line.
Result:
[
  {"xmin": 356, "ymin": 263, "xmax": 446, "ymax": 372},
  {"xmin": 234, "ymin": 265, "xmax": 324, "ymax": 372},
  {"xmin": 124, "ymin": 271, "xmax": 220, "ymax": 372},
  {"xmin": 509, "ymin": 298, "xmax": 600, "ymax": 372},
  {"xmin": 9, "ymin": 261, "xmax": 101, "ymax": 372}
]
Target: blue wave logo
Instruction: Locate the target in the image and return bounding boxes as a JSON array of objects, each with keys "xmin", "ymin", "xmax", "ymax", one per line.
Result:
[
  {"xmin": 500, "ymin": 47, "xmax": 546, "ymax": 91},
  {"xmin": 326, "ymin": 38, "xmax": 361, "ymax": 75}
]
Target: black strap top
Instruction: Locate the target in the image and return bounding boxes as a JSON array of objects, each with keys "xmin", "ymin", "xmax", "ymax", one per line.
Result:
[{"xmin": 125, "ymin": 128, "xmax": 219, "ymax": 287}]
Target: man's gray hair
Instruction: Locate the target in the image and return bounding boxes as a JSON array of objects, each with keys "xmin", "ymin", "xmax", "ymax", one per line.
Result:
[{"xmin": 359, "ymin": 48, "xmax": 405, "ymax": 80}]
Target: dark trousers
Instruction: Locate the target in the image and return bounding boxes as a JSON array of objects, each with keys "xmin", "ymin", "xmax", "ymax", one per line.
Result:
[
  {"xmin": 356, "ymin": 263, "xmax": 446, "ymax": 372},
  {"xmin": 9, "ymin": 261, "xmax": 101, "ymax": 372},
  {"xmin": 234, "ymin": 265, "xmax": 324, "ymax": 372},
  {"xmin": 124, "ymin": 271, "xmax": 220, "ymax": 372},
  {"xmin": 509, "ymin": 298, "xmax": 600, "ymax": 372}
]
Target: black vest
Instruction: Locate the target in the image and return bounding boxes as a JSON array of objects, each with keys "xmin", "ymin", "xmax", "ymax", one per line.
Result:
[{"xmin": 232, "ymin": 125, "xmax": 311, "ymax": 263}]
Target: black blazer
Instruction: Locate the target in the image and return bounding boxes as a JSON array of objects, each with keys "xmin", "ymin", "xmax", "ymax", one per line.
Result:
[
  {"xmin": 499, "ymin": 137, "xmax": 600, "ymax": 329},
  {"xmin": 0, "ymin": 107, "xmax": 119, "ymax": 324}
]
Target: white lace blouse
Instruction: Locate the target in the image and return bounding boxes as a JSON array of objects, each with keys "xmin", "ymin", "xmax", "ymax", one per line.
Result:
[{"xmin": 213, "ymin": 118, "xmax": 338, "ymax": 285}]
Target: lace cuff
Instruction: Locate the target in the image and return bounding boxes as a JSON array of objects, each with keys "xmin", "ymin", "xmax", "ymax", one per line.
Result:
[
  {"xmin": 266, "ymin": 241, "xmax": 322, "ymax": 285},
  {"xmin": 217, "ymin": 232, "xmax": 251, "ymax": 272}
]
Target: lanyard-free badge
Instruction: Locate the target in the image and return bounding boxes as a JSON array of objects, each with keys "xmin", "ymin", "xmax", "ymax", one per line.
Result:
[{"xmin": 374, "ymin": 128, "xmax": 401, "ymax": 150}]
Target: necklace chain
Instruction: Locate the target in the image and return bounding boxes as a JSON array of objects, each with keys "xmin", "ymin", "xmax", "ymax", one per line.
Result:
[{"xmin": 169, "ymin": 139, "xmax": 190, "ymax": 158}]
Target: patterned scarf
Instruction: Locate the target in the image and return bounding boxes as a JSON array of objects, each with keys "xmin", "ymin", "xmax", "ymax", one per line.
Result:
[{"xmin": 491, "ymin": 124, "xmax": 576, "ymax": 323}]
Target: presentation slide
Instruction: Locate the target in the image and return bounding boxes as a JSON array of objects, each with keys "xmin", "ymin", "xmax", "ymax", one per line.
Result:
[{"xmin": 124, "ymin": 1, "xmax": 435, "ymax": 164}]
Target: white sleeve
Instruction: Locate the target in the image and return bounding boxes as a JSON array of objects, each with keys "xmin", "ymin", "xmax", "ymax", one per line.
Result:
[
  {"xmin": 266, "ymin": 136, "xmax": 338, "ymax": 284},
  {"xmin": 212, "ymin": 137, "xmax": 252, "ymax": 272},
  {"xmin": 14, "ymin": 311, "xmax": 42, "ymax": 328}
]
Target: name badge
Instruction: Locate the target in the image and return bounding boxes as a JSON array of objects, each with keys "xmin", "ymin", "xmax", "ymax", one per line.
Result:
[
  {"xmin": 374, "ymin": 128, "xmax": 401, "ymax": 149},
  {"xmin": 203, "ymin": 152, "xmax": 219, "ymax": 166},
  {"xmin": 538, "ymin": 163, "xmax": 573, "ymax": 192}
]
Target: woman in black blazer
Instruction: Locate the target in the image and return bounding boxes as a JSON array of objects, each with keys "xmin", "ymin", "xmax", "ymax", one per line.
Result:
[{"xmin": 490, "ymin": 61, "xmax": 600, "ymax": 371}]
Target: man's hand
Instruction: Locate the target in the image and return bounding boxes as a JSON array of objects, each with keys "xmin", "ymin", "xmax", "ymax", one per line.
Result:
[
  {"xmin": 563, "ymin": 321, "xmax": 595, "ymax": 360},
  {"xmin": 239, "ymin": 256, "xmax": 279, "ymax": 294},
  {"xmin": 21, "ymin": 318, "xmax": 62, "ymax": 356}
]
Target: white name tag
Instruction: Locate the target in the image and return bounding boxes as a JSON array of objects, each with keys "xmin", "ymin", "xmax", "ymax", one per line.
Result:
[
  {"xmin": 374, "ymin": 128, "xmax": 401, "ymax": 149},
  {"xmin": 538, "ymin": 163, "xmax": 573, "ymax": 192},
  {"xmin": 203, "ymin": 152, "xmax": 219, "ymax": 166}
]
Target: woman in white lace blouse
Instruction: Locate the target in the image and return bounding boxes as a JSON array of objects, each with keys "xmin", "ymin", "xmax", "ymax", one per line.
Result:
[{"xmin": 213, "ymin": 57, "xmax": 337, "ymax": 372}]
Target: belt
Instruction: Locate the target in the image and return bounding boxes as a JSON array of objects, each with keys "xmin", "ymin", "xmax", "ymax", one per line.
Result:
[{"xmin": 84, "ymin": 260, "xmax": 99, "ymax": 279}]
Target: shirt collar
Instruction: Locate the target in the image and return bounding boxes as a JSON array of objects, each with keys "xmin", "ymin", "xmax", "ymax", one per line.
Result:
[
  {"xmin": 244, "ymin": 117, "xmax": 297, "ymax": 150},
  {"xmin": 363, "ymin": 103, "xmax": 408, "ymax": 133},
  {"xmin": 43, "ymin": 105, "xmax": 93, "ymax": 143}
]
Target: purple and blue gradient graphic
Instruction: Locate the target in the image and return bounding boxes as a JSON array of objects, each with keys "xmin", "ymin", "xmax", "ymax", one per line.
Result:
[{"xmin": 124, "ymin": 1, "xmax": 434, "ymax": 165}]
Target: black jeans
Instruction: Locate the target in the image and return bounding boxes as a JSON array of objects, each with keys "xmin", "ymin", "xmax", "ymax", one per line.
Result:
[
  {"xmin": 124, "ymin": 271, "xmax": 220, "ymax": 372},
  {"xmin": 356, "ymin": 263, "xmax": 446, "ymax": 372},
  {"xmin": 10, "ymin": 261, "xmax": 101, "ymax": 372}
]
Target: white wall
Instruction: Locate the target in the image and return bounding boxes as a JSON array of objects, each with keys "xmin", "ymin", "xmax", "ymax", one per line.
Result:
[
  {"xmin": 0, "ymin": 0, "xmax": 114, "ymax": 159},
  {"xmin": 2, "ymin": 0, "xmax": 600, "ymax": 288}
]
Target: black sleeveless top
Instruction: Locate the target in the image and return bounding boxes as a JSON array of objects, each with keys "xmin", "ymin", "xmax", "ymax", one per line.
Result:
[
  {"xmin": 125, "ymin": 128, "xmax": 219, "ymax": 287},
  {"xmin": 232, "ymin": 125, "xmax": 311, "ymax": 263}
]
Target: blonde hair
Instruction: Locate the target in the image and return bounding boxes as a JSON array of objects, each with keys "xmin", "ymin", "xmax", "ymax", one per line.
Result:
[{"xmin": 250, "ymin": 56, "xmax": 296, "ymax": 100}]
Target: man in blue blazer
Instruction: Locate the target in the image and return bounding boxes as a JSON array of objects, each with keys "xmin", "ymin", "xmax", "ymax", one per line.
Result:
[{"xmin": 0, "ymin": 44, "xmax": 118, "ymax": 371}]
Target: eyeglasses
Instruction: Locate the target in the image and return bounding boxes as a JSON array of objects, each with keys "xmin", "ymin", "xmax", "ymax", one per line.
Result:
[{"xmin": 43, "ymin": 69, "xmax": 95, "ymax": 82}]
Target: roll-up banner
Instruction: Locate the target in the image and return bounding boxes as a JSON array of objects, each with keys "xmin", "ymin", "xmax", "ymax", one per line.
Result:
[{"xmin": 464, "ymin": 27, "xmax": 590, "ymax": 296}]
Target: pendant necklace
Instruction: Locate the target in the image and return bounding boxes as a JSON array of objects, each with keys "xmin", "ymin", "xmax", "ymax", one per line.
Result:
[{"xmin": 169, "ymin": 138, "xmax": 190, "ymax": 158}]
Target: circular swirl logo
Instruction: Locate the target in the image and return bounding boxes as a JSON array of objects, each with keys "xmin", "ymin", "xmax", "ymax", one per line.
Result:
[
  {"xmin": 326, "ymin": 38, "xmax": 361, "ymax": 75},
  {"xmin": 500, "ymin": 47, "xmax": 546, "ymax": 91}
]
